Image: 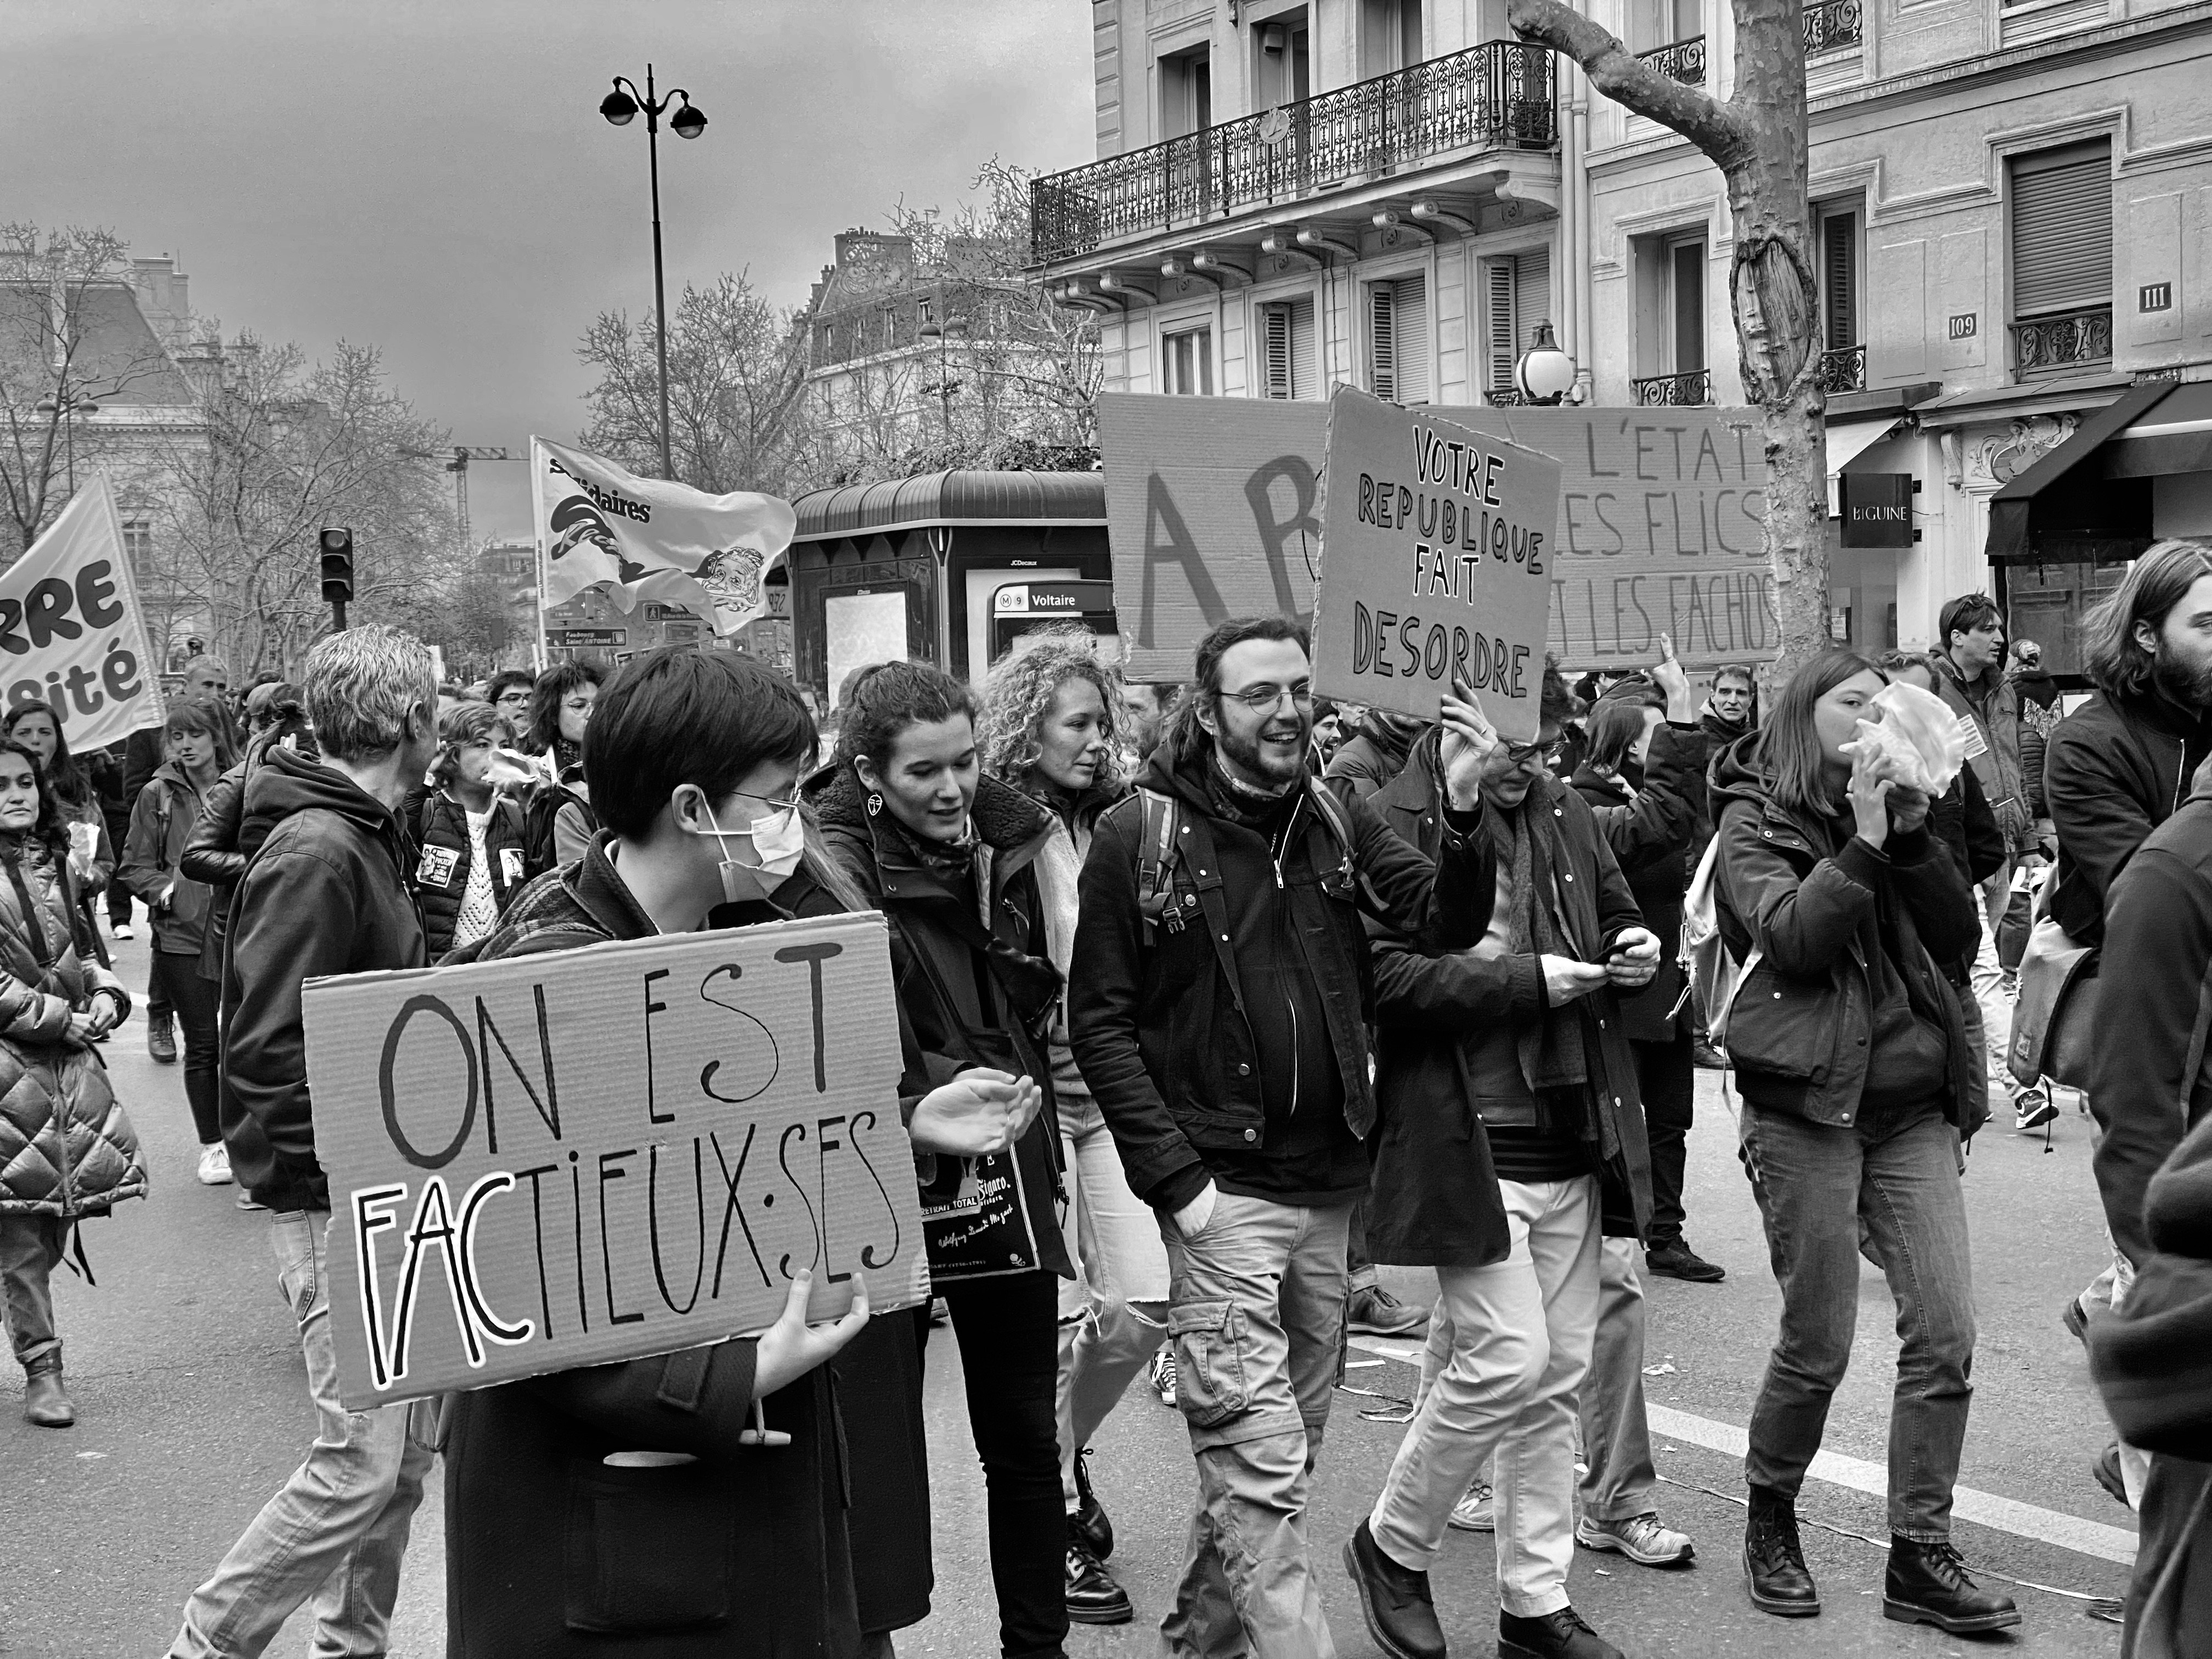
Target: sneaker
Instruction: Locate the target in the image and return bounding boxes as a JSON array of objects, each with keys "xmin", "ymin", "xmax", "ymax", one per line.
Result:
[
  {"xmin": 1149, "ymin": 1345, "xmax": 1177, "ymax": 1407},
  {"xmin": 2062, "ymin": 1296, "xmax": 2089, "ymax": 1346},
  {"xmin": 1576, "ymin": 1510, "xmax": 1695, "ymax": 1566},
  {"xmin": 1071, "ymin": 1445, "xmax": 1113, "ymax": 1560},
  {"xmin": 1645, "ymin": 1239, "xmax": 1726, "ymax": 1283},
  {"xmin": 2015, "ymin": 1086, "xmax": 2058, "ymax": 1131},
  {"xmin": 1447, "ymin": 1477, "xmax": 1494, "ymax": 1532},
  {"xmin": 113, "ymin": 922, "xmax": 133, "ymax": 940},
  {"xmin": 1064, "ymin": 1539, "xmax": 1132, "ymax": 1625},
  {"xmin": 196, "ymin": 1143, "xmax": 233, "ymax": 1186},
  {"xmin": 146, "ymin": 1010, "xmax": 177, "ymax": 1064},
  {"xmin": 235, "ymin": 1190, "xmax": 267, "ymax": 1211},
  {"xmin": 1498, "ymin": 1605, "xmax": 1623, "ymax": 1659},
  {"xmin": 1342, "ymin": 1519, "xmax": 1444, "ymax": 1659},
  {"xmin": 1347, "ymin": 1284, "xmax": 1428, "ymax": 1336}
]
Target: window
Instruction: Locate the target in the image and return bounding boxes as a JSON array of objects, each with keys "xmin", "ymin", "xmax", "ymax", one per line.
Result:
[
  {"xmin": 881, "ymin": 305, "xmax": 898, "ymax": 347},
  {"xmin": 1163, "ymin": 326, "xmax": 1215, "ymax": 396},
  {"xmin": 1254, "ymin": 10, "xmax": 1312, "ymax": 106},
  {"xmin": 1628, "ymin": 0, "xmax": 1700, "ymax": 50},
  {"xmin": 1359, "ymin": 0, "xmax": 1425, "ymax": 76},
  {"xmin": 121, "ymin": 516, "xmax": 153, "ymax": 586},
  {"xmin": 2010, "ymin": 140, "xmax": 2113, "ymax": 321},
  {"xmin": 1482, "ymin": 250, "xmax": 1553, "ymax": 394},
  {"xmin": 1669, "ymin": 240, "xmax": 1705, "ymax": 374},
  {"xmin": 1368, "ymin": 275, "xmax": 1429, "ymax": 404},
  {"xmin": 918, "ymin": 297, "xmax": 935, "ymax": 325},
  {"xmin": 1161, "ymin": 44, "xmax": 1213, "ymax": 138},
  {"xmin": 1819, "ymin": 208, "xmax": 1859, "ymax": 349},
  {"xmin": 1256, "ymin": 297, "xmax": 1318, "ymax": 399}
]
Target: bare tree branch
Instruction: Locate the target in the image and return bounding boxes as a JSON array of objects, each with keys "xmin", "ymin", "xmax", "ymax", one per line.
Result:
[{"xmin": 1508, "ymin": 0, "xmax": 1754, "ymax": 164}]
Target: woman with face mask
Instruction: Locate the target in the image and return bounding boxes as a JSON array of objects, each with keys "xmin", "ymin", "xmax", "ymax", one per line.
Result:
[
  {"xmin": 809, "ymin": 658, "xmax": 1073, "ymax": 1659},
  {"xmin": 978, "ymin": 628, "xmax": 1160, "ymax": 1629}
]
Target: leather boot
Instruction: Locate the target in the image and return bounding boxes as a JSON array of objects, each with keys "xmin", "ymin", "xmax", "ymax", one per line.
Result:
[
  {"xmin": 1064, "ymin": 1540, "xmax": 1132, "ymax": 1625},
  {"xmin": 1342, "ymin": 1519, "xmax": 1444, "ymax": 1659},
  {"xmin": 1883, "ymin": 1537, "xmax": 2021, "ymax": 1633},
  {"xmin": 1742, "ymin": 1485, "xmax": 1818, "ymax": 1617},
  {"xmin": 1071, "ymin": 1444, "xmax": 1113, "ymax": 1560},
  {"xmin": 22, "ymin": 1355, "xmax": 74, "ymax": 1427}
]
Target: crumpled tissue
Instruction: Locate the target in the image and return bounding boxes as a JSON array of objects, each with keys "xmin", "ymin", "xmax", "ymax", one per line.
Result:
[{"xmin": 1839, "ymin": 679, "xmax": 1966, "ymax": 798}]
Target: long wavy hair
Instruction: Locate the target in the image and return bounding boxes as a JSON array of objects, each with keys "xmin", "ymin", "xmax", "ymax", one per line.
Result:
[
  {"xmin": 977, "ymin": 626, "xmax": 1125, "ymax": 797},
  {"xmin": 0, "ymin": 736, "xmax": 72, "ymax": 861},
  {"xmin": 1, "ymin": 702, "xmax": 88, "ymax": 811},
  {"xmin": 1754, "ymin": 648, "xmax": 1888, "ymax": 820}
]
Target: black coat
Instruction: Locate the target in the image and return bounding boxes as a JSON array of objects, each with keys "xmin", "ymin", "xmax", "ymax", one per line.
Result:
[
  {"xmin": 442, "ymin": 839, "xmax": 862, "ymax": 1659},
  {"xmin": 413, "ymin": 789, "xmax": 527, "ymax": 960},
  {"xmin": 1069, "ymin": 741, "xmax": 1484, "ymax": 1216},
  {"xmin": 1363, "ymin": 736, "xmax": 1653, "ymax": 1266},
  {"xmin": 2046, "ymin": 686, "xmax": 2212, "ymax": 946}
]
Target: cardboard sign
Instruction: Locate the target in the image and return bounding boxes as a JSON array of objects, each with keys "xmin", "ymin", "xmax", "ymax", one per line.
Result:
[
  {"xmin": 1098, "ymin": 394, "xmax": 1775, "ymax": 681},
  {"xmin": 302, "ymin": 912, "xmax": 928, "ymax": 1410},
  {"xmin": 1311, "ymin": 390, "xmax": 1559, "ymax": 740},
  {"xmin": 1, "ymin": 475, "xmax": 165, "ymax": 748}
]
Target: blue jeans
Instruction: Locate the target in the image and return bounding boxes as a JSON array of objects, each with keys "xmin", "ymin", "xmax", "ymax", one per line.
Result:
[
  {"xmin": 170, "ymin": 1212, "xmax": 435, "ymax": 1658},
  {"xmin": 1738, "ymin": 1105, "xmax": 1976, "ymax": 1541}
]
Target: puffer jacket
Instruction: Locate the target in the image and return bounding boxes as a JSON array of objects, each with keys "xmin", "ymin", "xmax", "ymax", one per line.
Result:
[
  {"xmin": 414, "ymin": 789, "xmax": 527, "ymax": 961},
  {"xmin": 0, "ymin": 834, "xmax": 140, "ymax": 1217},
  {"xmin": 1708, "ymin": 735, "xmax": 1980, "ymax": 1132}
]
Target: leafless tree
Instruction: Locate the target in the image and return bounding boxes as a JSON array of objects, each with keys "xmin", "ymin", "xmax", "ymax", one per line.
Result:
[{"xmin": 1509, "ymin": 0, "xmax": 1827, "ymax": 673}]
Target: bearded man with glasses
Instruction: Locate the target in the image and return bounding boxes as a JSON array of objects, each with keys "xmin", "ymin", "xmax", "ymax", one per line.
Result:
[{"xmin": 1071, "ymin": 615, "xmax": 1498, "ymax": 1658}]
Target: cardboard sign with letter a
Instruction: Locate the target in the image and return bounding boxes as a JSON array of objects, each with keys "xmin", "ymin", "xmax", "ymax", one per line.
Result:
[
  {"xmin": 1311, "ymin": 388, "xmax": 1561, "ymax": 742},
  {"xmin": 301, "ymin": 911, "xmax": 928, "ymax": 1410}
]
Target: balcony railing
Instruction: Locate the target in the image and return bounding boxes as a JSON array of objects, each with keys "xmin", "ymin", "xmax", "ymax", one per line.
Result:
[
  {"xmin": 1028, "ymin": 42, "xmax": 1558, "ymax": 265},
  {"xmin": 2012, "ymin": 307, "xmax": 2112, "ymax": 375},
  {"xmin": 1815, "ymin": 343, "xmax": 1866, "ymax": 394},
  {"xmin": 1632, "ymin": 369, "xmax": 1713, "ymax": 407},
  {"xmin": 1804, "ymin": 0, "xmax": 1864, "ymax": 53},
  {"xmin": 1637, "ymin": 36, "xmax": 1707, "ymax": 86},
  {"xmin": 1485, "ymin": 386, "xmax": 1537, "ymax": 405}
]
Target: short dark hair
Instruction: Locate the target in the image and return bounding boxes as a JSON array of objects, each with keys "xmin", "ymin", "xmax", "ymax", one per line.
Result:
[
  {"xmin": 1939, "ymin": 593, "xmax": 2002, "ymax": 648},
  {"xmin": 2083, "ymin": 540, "xmax": 2212, "ymax": 701},
  {"xmin": 1712, "ymin": 663, "xmax": 1756, "ymax": 691},
  {"xmin": 833, "ymin": 661, "xmax": 977, "ymax": 774},
  {"xmin": 1584, "ymin": 696, "xmax": 1652, "ymax": 771},
  {"xmin": 487, "ymin": 668, "xmax": 535, "ymax": 706},
  {"xmin": 1755, "ymin": 648, "xmax": 1888, "ymax": 819},
  {"xmin": 586, "ymin": 647, "xmax": 817, "ymax": 840},
  {"xmin": 529, "ymin": 658, "xmax": 604, "ymax": 752},
  {"xmin": 1539, "ymin": 661, "xmax": 1575, "ymax": 729},
  {"xmin": 1171, "ymin": 615, "xmax": 1311, "ymax": 762}
]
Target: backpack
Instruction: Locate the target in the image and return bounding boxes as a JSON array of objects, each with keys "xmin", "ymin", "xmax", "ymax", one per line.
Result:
[
  {"xmin": 1133, "ymin": 777, "xmax": 1358, "ymax": 944},
  {"xmin": 1677, "ymin": 832, "xmax": 1762, "ymax": 1050},
  {"xmin": 521, "ymin": 780, "xmax": 594, "ymax": 881}
]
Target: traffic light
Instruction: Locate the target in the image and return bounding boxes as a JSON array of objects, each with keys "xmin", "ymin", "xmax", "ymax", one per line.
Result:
[{"xmin": 319, "ymin": 528, "xmax": 355, "ymax": 602}]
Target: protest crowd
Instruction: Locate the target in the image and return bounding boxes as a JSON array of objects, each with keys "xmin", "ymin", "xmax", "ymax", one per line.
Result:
[{"xmin": 13, "ymin": 538, "xmax": 2212, "ymax": 1659}]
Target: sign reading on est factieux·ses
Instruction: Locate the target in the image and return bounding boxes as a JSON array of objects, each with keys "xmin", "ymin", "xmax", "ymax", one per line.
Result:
[
  {"xmin": 1310, "ymin": 387, "xmax": 1562, "ymax": 743},
  {"xmin": 302, "ymin": 912, "xmax": 929, "ymax": 1410}
]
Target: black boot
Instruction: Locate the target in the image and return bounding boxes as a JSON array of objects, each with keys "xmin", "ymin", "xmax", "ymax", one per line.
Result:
[
  {"xmin": 22, "ymin": 1353, "xmax": 74, "ymax": 1427},
  {"xmin": 1064, "ymin": 1540, "xmax": 1132, "ymax": 1625},
  {"xmin": 1883, "ymin": 1537, "xmax": 2021, "ymax": 1633},
  {"xmin": 1341, "ymin": 1519, "xmax": 1444, "ymax": 1659},
  {"xmin": 1498, "ymin": 1606, "xmax": 1624, "ymax": 1659},
  {"xmin": 1742, "ymin": 1485, "xmax": 1818, "ymax": 1617},
  {"xmin": 1071, "ymin": 1444, "xmax": 1113, "ymax": 1559}
]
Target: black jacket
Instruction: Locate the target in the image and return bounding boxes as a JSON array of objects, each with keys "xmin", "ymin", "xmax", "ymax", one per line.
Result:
[
  {"xmin": 1069, "ymin": 740, "xmax": 1482, "ymax": 1216},
  {"xmin": 1365, "ymin": 741, "xmax": 1652, "ymax": 1267},
  {"xmin": 1325, "ymin": 711, "xmax": 1421, "ymax": 800},
  {"xmin": 120, "ymin": 762, "xmax": 217, "ymax": 956},
  {"xmin": 222, "ymin": 748, "xmax": 427, "ymax": 1212},
  {"xmin": 2046, "ymin": 687, "xmax": 2212, "ymax": 946},
  {"xmin": 1709, "ymin": 736, "xmax": 1980, "ymax": 1133},
  {"xmin": 180, "ymin": 731, "xmax": 297, "ymax": 983},
  {"xmin": 414, "ymin": 789, "xmax": 527, "ymax": 961}
]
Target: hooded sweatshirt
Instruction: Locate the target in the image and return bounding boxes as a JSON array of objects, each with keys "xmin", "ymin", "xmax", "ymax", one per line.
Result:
[{"xmin": 223, "ymin": 747, "xmax": 428, "ymax": 1211}]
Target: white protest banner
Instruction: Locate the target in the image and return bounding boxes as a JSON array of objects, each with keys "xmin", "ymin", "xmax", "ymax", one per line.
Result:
[
  {"xmin": 0, "ymin": 475, "xmax": 163, "ymax": 749},
  {"xmin": 532, "ymin": 437, "xmax": 797, "ymax": 638},
  {"xmin": 1098, "ymin": 394, "xmax": 1775, "ymax": 681},
  {"xmin": 1311, "ymin": 389, "xmax": 1560, "ymax": 742},
  {"xmin": 302, "ymin": 911, "xmax": 928, "ymax": 1410}
]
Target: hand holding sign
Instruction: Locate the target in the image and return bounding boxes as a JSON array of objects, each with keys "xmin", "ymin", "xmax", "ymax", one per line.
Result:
[
  {"xmin": 910, "ymin": 1069, "xmax": 1043, "ymax": 1158},
  {"xmin": 1438, "ymin": 676, "xmax": 1502, "ymax": 812},
  {"xmin": 752, "ymin": 1267, "xmax": 871, "ymax": 1402}
]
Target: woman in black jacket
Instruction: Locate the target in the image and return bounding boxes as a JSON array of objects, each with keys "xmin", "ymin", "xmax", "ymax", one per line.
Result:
[
  {"xmin": 413, "ymin": 701, "xmax": 527, "ymax": 961},
  {"xmin": 808, "ymin": 660, "xmax": 1073, "ymax": 1659},
  {"xmin": 1711, "ymin": 648, "xmax": 2013, "ymax": 1635}
]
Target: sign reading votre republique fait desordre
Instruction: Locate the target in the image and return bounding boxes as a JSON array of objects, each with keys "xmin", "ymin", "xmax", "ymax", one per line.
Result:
[
  {"xmin": 1310, "ymin": 387, "xmax": 1560, "ymax": 742},
  {"xmin": 301, "ymin": 912, "xmax": 929, "ymax": 1410},
  {"xmin": 1097, "ymin": 393, "xmax": 1775, "ymax": 684}
]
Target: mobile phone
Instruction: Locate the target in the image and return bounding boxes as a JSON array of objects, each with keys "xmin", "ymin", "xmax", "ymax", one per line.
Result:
[{"xmin": 1595, "ymin": 924, "xmax": 1634, "ymax": 961}]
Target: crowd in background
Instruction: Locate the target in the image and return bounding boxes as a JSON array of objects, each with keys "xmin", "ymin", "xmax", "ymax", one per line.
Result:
[{"xmin": 2, "ymin": 547, "xmax": 2210, "ymax": 1657}]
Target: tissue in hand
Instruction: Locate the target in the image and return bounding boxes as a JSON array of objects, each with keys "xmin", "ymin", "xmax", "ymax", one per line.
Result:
[{"xmin": 1838, "ymin": 679, "xmax": 1967, "ymax": 797}]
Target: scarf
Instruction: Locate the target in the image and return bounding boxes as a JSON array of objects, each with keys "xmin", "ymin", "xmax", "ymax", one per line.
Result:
[{"xmin": 1487, "ymin": 791, "xmax": 1592, "ymax": 1101}]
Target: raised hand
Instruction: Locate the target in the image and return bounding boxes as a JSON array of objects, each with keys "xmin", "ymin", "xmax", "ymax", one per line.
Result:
[
  {"xmin": 1651, "ymin": 634, "xmax": 1695, "ymax": 723},
  {"xmin": 1438, "ymin": 675, "xmax": 1502, "ymax": 810}
]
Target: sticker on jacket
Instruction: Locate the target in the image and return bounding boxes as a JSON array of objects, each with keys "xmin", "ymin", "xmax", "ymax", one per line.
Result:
[
  {"xmin": 416, "ymin": 845, "xmax": 460, "ymax": 888},
  {"xmin": 1954, "ymin": 709, "xmax": 1989, "ymax": 761},
  {"xmin": 499, "ymin": 848, "xmax": 524, "ymax": 885}
]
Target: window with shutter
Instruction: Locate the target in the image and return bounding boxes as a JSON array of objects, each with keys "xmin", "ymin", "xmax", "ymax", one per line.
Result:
[
  {"xmin": 1369, "ymin": 286, "xmax": 1397, "ymax": 401},
  {"xmin": 1289, "ymin": 297, "xmax": 1317, "ymax": 399},
  {"xmin": 2010, "ymin": 140, "xmax": 2113, "ymax": 319},
  {"xmin": 1670, "ymin": 242, "xmax": 1705, "ymax": 373},
  {"xmin": 1485, "ymin": 260, "xmax": 1518, "ymax": 391},
  {"xmin": 1821, "ymin": 212, "xmax": 1857, "ymax": 349},
  {"xmin": 1164, "ymin": 326, "xmax": 1214, "ymax": 395},
  {"xmin": 1393, "ymin": 275, "xmax": 1429, "ymax": 404},
  {"xmin": 1259, "ymin": 305, "xmax": 1293, "ymax": 398},
  {"xmin": 1514, "ymin": 249, "xmax": 1550, "ymax": 356}
]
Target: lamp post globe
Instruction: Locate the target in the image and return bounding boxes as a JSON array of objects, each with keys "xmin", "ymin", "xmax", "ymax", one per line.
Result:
[
  {"xmin": 1514, "ymin": 320, "xmax": 1578, "ymax": 405},
  {"xmin": 670, "ymin": 103, "xmax": 707, "ymax": 139},
  {"xmin": 599, "ymin": 87, "xmax": 637, "ymax": 126}
]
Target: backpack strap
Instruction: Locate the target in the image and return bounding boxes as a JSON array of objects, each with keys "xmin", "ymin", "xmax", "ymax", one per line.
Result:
[{"xmin": 1133, "ymin": 788, "xmax": 1183, "ymax": 945}]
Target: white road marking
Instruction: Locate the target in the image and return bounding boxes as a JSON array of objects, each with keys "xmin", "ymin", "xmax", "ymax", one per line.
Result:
[{"xmin": 1347, "ymin": 1336, "xmax": 2139, "ymax": 1566}]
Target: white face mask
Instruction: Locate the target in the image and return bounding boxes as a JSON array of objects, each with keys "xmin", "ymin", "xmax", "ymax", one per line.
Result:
[{"xmin": 685, "ymin": 791, "xmax": 807, "ymax": 906}]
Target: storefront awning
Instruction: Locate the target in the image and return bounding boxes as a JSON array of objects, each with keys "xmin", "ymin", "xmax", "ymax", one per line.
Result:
[
  {"xmin": 1986, "ymin": 381, "xmax": 2175, "ymax": 565},
  {"xmin": 2100, "ymin": 381, "xmax": 2212, "ymax": 478},
  {"xmin": 1826, "ymin": 418, "xmax": 1902, "ymax": 517}
]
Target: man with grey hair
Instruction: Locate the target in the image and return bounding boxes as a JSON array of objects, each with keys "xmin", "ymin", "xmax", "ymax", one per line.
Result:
[{"xmin": 169, "ymin": 625, "xmax": 440, "ymax": 1659}]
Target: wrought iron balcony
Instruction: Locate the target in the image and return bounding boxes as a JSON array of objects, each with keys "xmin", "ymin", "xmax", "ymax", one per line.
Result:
[
  {"xmin": 1485, "ymin": 385, "xmax": 1536, "ymax": 405},
  {"xmin": 1632, "ymin": 369, "xmax": 1713, "ymax": 407},
  {"xmin": 1028, "ymin": 42, "xmax": 1558, "ymax": 266},
  {"xmin": 1804, "ymin": 0, "xmax": 1864, "ymax": 53},
  {"xmin": 1815, "ymin": 343, "xmax": 1866, "ymax": 394},
  {"xmin": 1636, "ymin": 36, "xmax": 1707, "ymax": 86},
  {"xmin": 2011, "ymin": 307, "xmax": 2112, "ymax": 375}
]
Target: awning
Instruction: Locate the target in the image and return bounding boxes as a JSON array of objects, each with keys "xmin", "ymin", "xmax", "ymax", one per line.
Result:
[
  {"xmin": 1826, "ymin": 418, "xmax": 1902, "ymax": 517},
  {"xmin": 1986, "ymin": 381, "xmax": 2175, "ymax": 565},
  {"xmin": 2101, "ymin": 381, "xmax": 2212, "ymax": 478},
  {"xmin": 791, "ymin": 469, "xmax": 1106, "ymax": 543}
]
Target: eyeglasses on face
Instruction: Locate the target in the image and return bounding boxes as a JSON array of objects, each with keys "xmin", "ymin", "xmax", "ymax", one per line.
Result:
[
  {"xmin": 1501, "ymin": 736, "xmax": 1561, "ymax": 765},
  {"xmin": 731, "ymin": 786, "xmax": 803, "ymax": 814},
  {"xmin": 1218, "ymin": 681, "xmax": 1315, "ymax": 714}
]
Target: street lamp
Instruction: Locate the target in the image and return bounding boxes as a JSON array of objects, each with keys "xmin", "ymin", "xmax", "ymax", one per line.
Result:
[
  {"xmin": 1513, "ymin": 321, "xmax": 1579, "ymax": 405},
  {"xmin": 597, "ymin": 64, "xmax": 708, "ymax": 482},
  {"xmin": 916, "ymin": 317, "xmax": 968, "ymax": 443},
  {"xmin": 33, "ymin": 393, "xmax": 100, "ymax": 495}
]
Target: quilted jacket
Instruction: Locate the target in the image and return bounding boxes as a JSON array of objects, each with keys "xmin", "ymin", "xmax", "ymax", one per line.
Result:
[{"xmin": 0, "ymin": 832, "xmax": 141, "ymax": 1217}]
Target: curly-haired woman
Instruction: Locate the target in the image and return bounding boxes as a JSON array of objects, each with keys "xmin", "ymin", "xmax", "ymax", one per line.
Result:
[{"xmin": 979, "ymin": 627, "xmax": 1166, "ymax": 1628}]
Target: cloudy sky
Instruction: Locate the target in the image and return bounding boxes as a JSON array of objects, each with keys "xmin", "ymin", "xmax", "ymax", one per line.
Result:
[{"xmin": 6, "ymin": 0, "xmax": 1094, "ymax": 541}]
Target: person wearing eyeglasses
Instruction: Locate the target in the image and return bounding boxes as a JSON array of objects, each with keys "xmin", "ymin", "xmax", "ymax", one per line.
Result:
[{"xmin": 1070, "ymin": 615, "xmax": 1497, "ymax": 1659}]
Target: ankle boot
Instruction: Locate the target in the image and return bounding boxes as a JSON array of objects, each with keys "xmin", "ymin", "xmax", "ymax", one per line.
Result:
[
  {"xmin": 1883, "ymin": 1536, "xmax": 2021, "ymax": 1633},
  {"xmin": 22, "ymin": 1355, "xmax": 74, "ymax": 1427},
  {"xmin": 1742, "ymin": 1485, "xmax": 1818, "ymax": 1617}
]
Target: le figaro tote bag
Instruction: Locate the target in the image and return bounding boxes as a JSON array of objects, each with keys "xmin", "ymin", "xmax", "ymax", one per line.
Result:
[{"xmin": 2008, "ymin": 867, "xmax": 2098, "ymax": 1091}]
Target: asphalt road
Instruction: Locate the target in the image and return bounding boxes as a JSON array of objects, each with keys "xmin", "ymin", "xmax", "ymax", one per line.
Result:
[{"xmin": 2, "ymin": 928, "xmax": 2136, "ymax": 1657}]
